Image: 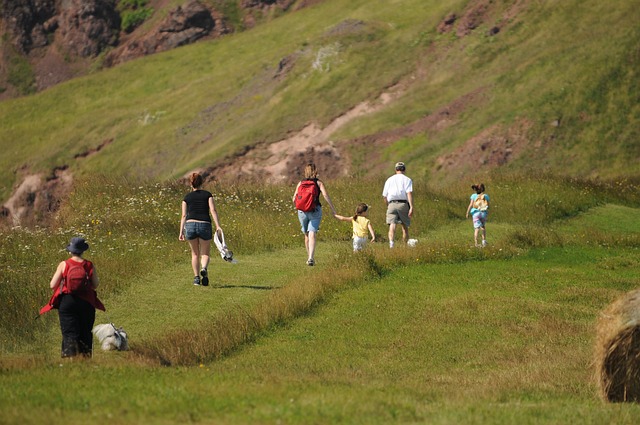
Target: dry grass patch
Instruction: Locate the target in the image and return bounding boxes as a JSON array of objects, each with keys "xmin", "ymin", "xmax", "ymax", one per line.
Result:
[{"xmin": 595, "ymin": 288, "xmax": 640, "ymax": 402}]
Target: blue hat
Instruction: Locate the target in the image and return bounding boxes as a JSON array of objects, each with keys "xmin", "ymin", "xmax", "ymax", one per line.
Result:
[{"xmin": 66, "ymin": 237, "xmax": 89, "ymax": 255}]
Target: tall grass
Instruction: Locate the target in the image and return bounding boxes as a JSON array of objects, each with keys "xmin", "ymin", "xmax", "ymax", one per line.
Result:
[
  {"xmin": 1, "ymin": 173, "xmax": 640, "ymax": 424},
  {"xmin": 2, "ymin": 172, "xmax": 638, "ymax": 362}
]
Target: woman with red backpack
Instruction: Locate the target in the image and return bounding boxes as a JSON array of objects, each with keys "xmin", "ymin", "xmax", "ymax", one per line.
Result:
[
  {"xmin": 41, "ymin": 237, "xmax": 104, "ymax": 358},
  {"xmin": 292, "ymin": 163, "xmax": 337, "ymax": 266}
]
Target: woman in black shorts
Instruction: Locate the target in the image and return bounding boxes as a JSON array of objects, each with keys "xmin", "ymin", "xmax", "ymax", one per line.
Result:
[{"xmin": 179, "ymin": 172, "xmax": 222, "ymax": 286}]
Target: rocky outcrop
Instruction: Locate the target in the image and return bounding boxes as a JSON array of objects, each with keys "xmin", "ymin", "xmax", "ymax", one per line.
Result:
[
  {"xmin": 1, "ymin": 0, "xmax": 119, "ymax": 57},
  {"xmin": 0, "ymin": 0, "xmax": 324, "ymax": 99},
  {"xmin": 57, "ymin": 0, "xmax": 121, "ymax": 57},
  {"xmin": 104, "ymin": 0, "xmax": 222, "ymax": 66},
  {"xmin": 1, "ymin": 0, "xmax": 57, "ymax": 53}
]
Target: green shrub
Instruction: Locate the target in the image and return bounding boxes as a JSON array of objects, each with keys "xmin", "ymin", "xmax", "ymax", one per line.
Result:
[
  {"xmin": 7, "ymin": 50, "xmax": 36, "ymax": 95},
  {"xmin": 118, "ymin": 0, "xmax": 153, "ymax": 33}
]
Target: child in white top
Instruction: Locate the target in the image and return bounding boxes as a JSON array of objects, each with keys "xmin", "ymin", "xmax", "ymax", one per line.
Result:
[{"xmin": 334, "ymin": 203, "xmax": 376, "ymax": 252}]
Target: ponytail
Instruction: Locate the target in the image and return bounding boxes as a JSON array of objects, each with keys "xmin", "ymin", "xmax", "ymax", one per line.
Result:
[{"xmin": 353, "ymin": 203, "xmax": 369, "ymax": 221}]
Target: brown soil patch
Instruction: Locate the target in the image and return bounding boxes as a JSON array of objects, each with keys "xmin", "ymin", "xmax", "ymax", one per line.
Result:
[
  {"xmin": 32, "ymin": 45, "xmax": 79, "ymax": 91},
  {"xmin": 433, "ymin": 118, "xmax": 534, "ymax": 180}
]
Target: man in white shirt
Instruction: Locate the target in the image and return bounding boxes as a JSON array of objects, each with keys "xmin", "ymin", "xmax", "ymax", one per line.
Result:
[{"xmin": 382, "ymin": 162, "xmax": 414, "ymax": 248}]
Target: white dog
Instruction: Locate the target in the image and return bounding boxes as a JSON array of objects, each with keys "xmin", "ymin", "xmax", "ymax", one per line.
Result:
[{"xmin": 92, "ymin": 323, "xmax": 129, "ymax": 351}]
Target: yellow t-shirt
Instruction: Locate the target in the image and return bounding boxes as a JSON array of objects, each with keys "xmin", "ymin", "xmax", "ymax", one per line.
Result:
[{"xmin": 352, "ymin": 216, "xmax": 370, "ymax": 238}]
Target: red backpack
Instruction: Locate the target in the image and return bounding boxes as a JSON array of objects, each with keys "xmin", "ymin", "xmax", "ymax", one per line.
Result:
[
  {"xmin": 295, "ymin": 179, "xmax": 320, "ymax": 212},
  {"xmin": 61, "ymin": 259, "xmax": 93, "ymax": 294}
]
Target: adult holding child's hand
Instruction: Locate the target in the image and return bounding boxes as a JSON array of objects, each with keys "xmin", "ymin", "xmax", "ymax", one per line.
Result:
[
  {"xmin": 179, "ymin": 172, "xmax": 222, "ymax": 286},
  {"xmin": 292, "ymin": 162, "xmax": 337, "ymax": 266}
]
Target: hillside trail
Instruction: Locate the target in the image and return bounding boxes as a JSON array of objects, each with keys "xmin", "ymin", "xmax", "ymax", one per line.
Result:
[{"xmin": 89, "ymin": 246, "xmax": 331, "ymax": 351}]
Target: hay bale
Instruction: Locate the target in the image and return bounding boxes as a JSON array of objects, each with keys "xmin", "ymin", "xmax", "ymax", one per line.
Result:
[{"xmin": 595, "ymin": 289, "xmax": 640, "ymax": 402}]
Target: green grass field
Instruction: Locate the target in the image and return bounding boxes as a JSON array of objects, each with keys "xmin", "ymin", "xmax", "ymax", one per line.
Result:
[
  {"xmin": 1, "ymin": 175, "xmax": 639, "ymax": 424},
  {"xmin": 2, "ymin": 0, "xmax": 640, "ymax": 422}
]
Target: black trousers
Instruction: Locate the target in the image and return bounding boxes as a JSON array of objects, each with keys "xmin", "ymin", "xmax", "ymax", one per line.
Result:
[{"xmin": 58, "ymin": 294, "xmax": 96, "ymax": 357}]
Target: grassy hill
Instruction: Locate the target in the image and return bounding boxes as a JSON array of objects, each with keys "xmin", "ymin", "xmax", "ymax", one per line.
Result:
[{"xmin": 1, "ymin": 0, "xmax": 639, "ymax": 204}]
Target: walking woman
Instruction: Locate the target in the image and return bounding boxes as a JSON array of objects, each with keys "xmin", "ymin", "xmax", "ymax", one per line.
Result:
[
  {"xmin": 179, "ymin": 172, "xmax": 223, "ymax": 286},
  {"xmin": 292, "ymin": 163, "xmax": 337, "ymax": 266},
  {"xmin": 40, "ymin": 237, "xmax": 105, "ymax": 358}
]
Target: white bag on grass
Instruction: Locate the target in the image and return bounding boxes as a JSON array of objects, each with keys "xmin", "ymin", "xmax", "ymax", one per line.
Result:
[{"xmin": 214, "ymin": 229, "xmax": 236, "ymax": 263}]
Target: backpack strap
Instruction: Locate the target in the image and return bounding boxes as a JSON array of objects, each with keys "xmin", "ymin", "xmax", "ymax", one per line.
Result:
[{"xmin": 310, "ymin": 178, "xmax": 321, "ymax": 207}]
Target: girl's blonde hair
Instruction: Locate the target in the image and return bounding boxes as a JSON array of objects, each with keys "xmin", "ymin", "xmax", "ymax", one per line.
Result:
[
  {"xmin": 353, "ymin": 203, "xmax": 369, "ymax": 221},
  {"xmin": 304, "ymin": 163, "xmax": 318, "ymax": 179}
]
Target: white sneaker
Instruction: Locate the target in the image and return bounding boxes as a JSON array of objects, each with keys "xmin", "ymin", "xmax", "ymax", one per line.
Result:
[{"xmin": 482, "ymin": 240, "xmax": 487, "ymax": 247}]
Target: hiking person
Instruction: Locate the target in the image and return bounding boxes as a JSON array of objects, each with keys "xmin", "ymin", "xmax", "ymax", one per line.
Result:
[
  {"xmin": 40, "ymin": 237, "xmax": 105, "ymax": 358},
  {"xmin": 382, "ymin": 162, "xmax": 414, "ymax": 248},
  {"xmin": 292, "ymin": 162, "xmax": 337, "ymax": 266},
  {"xmin": 334, "ymin": 203, "xmax": 376, "ymax": 252},
  {"xmin": 465, "ymin": 183, "xmax": 490, "ymax": 247},
  {"xmin": 179, "ymin": 172, "xmax": 223, "ymax": 286}
]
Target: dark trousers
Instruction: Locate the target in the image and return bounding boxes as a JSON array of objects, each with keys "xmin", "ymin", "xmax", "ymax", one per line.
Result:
[{"xmin": 58, "ymin": 294, "xmax": 96, "ymax": 357}]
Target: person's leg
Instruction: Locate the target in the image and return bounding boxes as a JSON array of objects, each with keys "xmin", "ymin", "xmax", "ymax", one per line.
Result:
[
  {"xmin": 188, "ymin": 238, "xmax": 201, "ymax": 283},
  {"xmin": 77, "ymin": 302, "xmax": 95, "ymax": 357},
  {"xmin": 200, "ymin": 239, "xmax": 211, "ymax": 271},
  {"xmin": 307, "ymin": 231, "xmax": 317, "ymax": 263},
  {"xmin": 303, "ymin": 231, "xmax": 310, "ymax": 256},
  {"xmin": 199, "ymin": 239, "xmax": 211, "ymax": 285},
  {"xmin": 58, "ymin": 295, "xmax": 79, "ymax": 357},
  {"xmin": 472, "ymin": 212, "xmax": 482, "ymax": 246},
  {"xmin": 481, "ymin": 213, "xmax": 487, "ymax": 246},
  {"xmin": 401, "ymin": 224, "xmax": 409, "ymax": 244},
  {"xmin": 388, "ymin": 223, "xmax": 396, "ymax": 248}
]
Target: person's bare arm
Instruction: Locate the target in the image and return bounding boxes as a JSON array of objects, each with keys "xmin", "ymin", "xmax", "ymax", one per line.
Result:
[
  {"xmin": 292, "ymin": 182, "xmax": 301, "ymax": 204},
  {"xmin": 179, "ymin": 201, "xmax": 187, "ymax": 240},
  {"xmin": 407, "ymin": 191, "xmax": 414, "ymax": 218},
  {"xmin": 334, "ymin": 214, "xmax": 352, "ymax": 222},
  {"xmin": 209, "ymin": 197, "xmax": 222, "ymax": 230},
  {"xmin": 90, "ymin": 265, "xmax": 99, "ymax": 289},
  {"xmin": 368, "ymin": 223, "xmax": 376, "ymax": 242},
  {"xmin": 466, "ymin": 198, "xmax": 474, "ymax": 218},
  {"xmin": 49, "ymin": 262, "xmax": 65, "ymax": 289},
  {"xmin": 318, "ymin": 181, "xmax": 337, "ymax": 214}
]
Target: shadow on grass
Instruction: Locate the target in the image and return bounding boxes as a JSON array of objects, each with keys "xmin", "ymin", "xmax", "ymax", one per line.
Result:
[{"xmin": 215, "ymin": 285, "xmax": 275, "ymax": 290}]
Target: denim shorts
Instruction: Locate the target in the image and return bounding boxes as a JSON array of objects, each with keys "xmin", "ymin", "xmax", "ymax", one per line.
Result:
[
  {"xmin": 184, "ymin": 221, "xmax": 213, "ymax": 240},
  {"xmin": 298, "ymin": 206, "xmax": 322, "ymax": 233}
]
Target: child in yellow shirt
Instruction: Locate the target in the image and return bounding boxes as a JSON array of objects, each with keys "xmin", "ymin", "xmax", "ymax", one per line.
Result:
[{"xmin": 334, "ymin": 203, "xmax": 376, "ymax": 252}]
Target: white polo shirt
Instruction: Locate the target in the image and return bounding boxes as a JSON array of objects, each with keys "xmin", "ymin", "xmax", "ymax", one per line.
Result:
[{"xmin": 382, "ymin": 173, "xmax": 413, "ymax": 202}]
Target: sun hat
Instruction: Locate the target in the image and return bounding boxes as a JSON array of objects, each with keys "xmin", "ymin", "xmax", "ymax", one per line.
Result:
[
  {"xmin": 395, "ymin": 162, "xmax": 406, "ymax": 171},
  {"xmin": 66, "ymin": 237, "xmax": 89, "ymax": 255}
]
